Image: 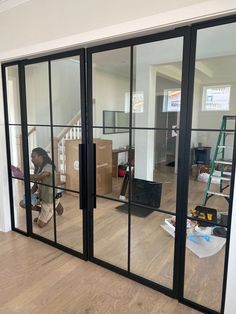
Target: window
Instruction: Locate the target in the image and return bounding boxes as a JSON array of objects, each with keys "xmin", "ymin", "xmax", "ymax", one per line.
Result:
[
  {"xmin": 124, "ymin": 91, "xmax": 144, "ymax": 113},
  {"xmin": 163, "ymin": 89, "xmax": 181, "ymax": 112},
  {"xmin": 202, "ymin": 85, "xmax": 231, "ymax": 111}
]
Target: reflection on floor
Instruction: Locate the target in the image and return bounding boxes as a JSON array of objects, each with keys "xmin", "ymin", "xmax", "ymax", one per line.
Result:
[{"xmin": 14, "ymin": 164, "xmax": 228, "ymax": 312}]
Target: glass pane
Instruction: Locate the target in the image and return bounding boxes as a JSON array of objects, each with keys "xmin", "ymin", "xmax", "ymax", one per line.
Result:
[
  {"xmin": 12, "ymin": 178, "xmax": 26, "ymax": 231},
  {"xmin": 94, "ymin": 197, "xmax": 128, "ymax": 269},
  {"xmin": 51, "ymin": 56, "xmax": 81, "ymax": 126},
  {"xmin": 133, "ymin": 37, "xmax": 183, "ymax": 128},
  {"xmin": 27, "ymin": 126, "xmax": 54, "ymax": 239},
  {"xmin": 32, "ymin": 184, "xmax": 54, "ymax": 241},
  {"xmin": 131, "ymin": 210, "xmax": 175, "ymax": 288},
  {"xmin": 61, "ymin": 138, "xmax": 81, "ymax": 193},
  {"xmin": 92, "ymin": 47, "xmax": 131, "ymax": 128},
  {"xmin": 192, "ymin": 22, "xmax": 236, "ymax": 129},
  {"xmin": 53, "ymin": 126, "xmax": 82, "ymax": 190},
  {"xmin": 184, "ymin": 219, "xmax": 226, "ymax": 311},
  {"xmin": 56, "ymin": 190, "xmax": 83, "ymax": 252},
  {"xmin": 189, "ymin": 130, "xmax": 234, "ymax": 215},
  {"xmin": 9, "ymin": 126, "xmax": 24, "ymax": 178},
  {"xmin": 25, "ymin": 62, "xmax": 50, "ymax": 125},
  {"xmin": 93, "ymin": 128, "xmax": 130, "ymax": 200},
  {"xmin": 28, "ymin": 126, "xmax": 52, "ymax": 178},
  {"xmin": 133, "ymin": 129, "xmax": 178, "ymax": 213},
  {"xmin": 5, "ymin": 65, "xmax": 21, "ymax": 124}
]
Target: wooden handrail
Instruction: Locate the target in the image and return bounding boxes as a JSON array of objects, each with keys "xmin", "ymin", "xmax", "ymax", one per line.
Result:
[
  {"xmin": 56, "ymin": 112, "xmax": 81, "ymax": 141},
  {"xmin": 28, "ymin": 126, "xmax": 36, "ymax": 136}
]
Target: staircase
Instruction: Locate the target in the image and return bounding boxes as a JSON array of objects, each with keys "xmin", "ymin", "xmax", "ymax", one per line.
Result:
[
  {"xmin": 27, "ymin": 113, "xmax": 81, "ymax": 186},
  {"xmin": 203, "ymin": 115, "xmax": 235, "ymax": 205}
]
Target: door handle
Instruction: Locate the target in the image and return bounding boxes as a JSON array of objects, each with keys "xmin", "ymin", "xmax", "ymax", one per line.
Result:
[
  {"xmin": 79, "ymin": 143, "xmax": 85, "ymax": 209},
  {"xmin": 93, "ymin": 143, "xmax": 97, "ymax": 208}
]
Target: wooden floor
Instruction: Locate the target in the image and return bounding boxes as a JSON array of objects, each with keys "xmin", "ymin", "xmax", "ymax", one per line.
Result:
[
  {"xmin": 10, "ymin": 165, "xmax": 228, "ymax": 312},
  {"xmin": 0, "ymin": 231, "xmax": 201, "ymax": 314}
]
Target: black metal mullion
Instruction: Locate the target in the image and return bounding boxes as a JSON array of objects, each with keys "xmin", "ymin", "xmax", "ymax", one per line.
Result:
[
  {"xmin": 173, "ymin": 27, "xmax": 197, "ymax": 299},
  {"xmin": 220, "ymin": 119, "xmax": 236, "ymax": 314},
  {"xmin": 182, "ymin": 298, "xmax": 220, "ymax": 314},
  {"xmin": 86, "ymin": 49, "xmax": 94, "ymax": 260},
  {"xmin": 127, "ymin": 46, "xmax": 134, "ymax": 273},
  {"xmin": 31, "ymin": 232, "xmax": 86, "ymax": 260},
  {"xmin": 91, "ymin": 256, "xmax": 173, "ymax": 297},
  {"xmin": 21, "ymin": 48, "xmax": 85, "ymax": 66},
  {"xmin": 87, "ymin": 28, "xmax": 185, "ymax": 55},
  {"xmin": 193, "ymin": 14, "xmax": 236, "ymax": 30},
  {"xmin": 1, "ymin": 65, "xmax": 15, "ymax": 230},
  {"xmin": 80, "ymin": 49, "xmax": 89, "ymax": 260},
  {"xmin": 18, "ymin": 62, "xmax": 32, "ymax": 235},
  {"xmin": 48, "ymin": 60, "xmax": 57, "ymax": 243}
]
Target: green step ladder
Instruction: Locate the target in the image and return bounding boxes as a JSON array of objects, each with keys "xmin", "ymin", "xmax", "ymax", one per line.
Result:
[{"xmin": 203, "ymin": 115, "xmax": 235, "ymax": 206}]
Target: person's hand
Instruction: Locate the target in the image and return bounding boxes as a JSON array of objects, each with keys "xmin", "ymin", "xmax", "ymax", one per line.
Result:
[{"xmin": 30, "ymin": 174, "xmax": 37, "ymax": 181}]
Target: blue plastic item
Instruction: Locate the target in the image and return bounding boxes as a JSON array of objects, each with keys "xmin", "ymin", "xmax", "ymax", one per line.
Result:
[
  {"xmin": 23, "ymin": 194, "xmax": 38, "ymax": 205},
  {"xmin": 188, "ymin": 234, "xmax": 211, "ymax": 244}
]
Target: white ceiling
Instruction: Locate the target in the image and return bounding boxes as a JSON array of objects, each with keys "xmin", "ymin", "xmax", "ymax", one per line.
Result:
[{"xmin": 0, "ymin": 0, "xmax": 30, "ymax": 13}]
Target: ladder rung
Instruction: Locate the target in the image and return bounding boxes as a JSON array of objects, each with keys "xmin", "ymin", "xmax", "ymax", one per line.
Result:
[
  {"xmin": 223, "ymin": 171, "xmax": 231, "ymax": 176},
  {"xmin": 218, "ymin": 145, "xmax": 234, "ymax": 149},
  {"xmin": 210, "ymin": 175, "xmax": 231, "ymax": 181},
  {"xmin": 224, "ymin": 116, "xmax": 236, "ymax": 120},
  {"xmin": 222, "ymin": 131, "xmax": 234, "ymax": 135},
  {"xmin": 214, "ymin": 160, "xmax": 232, "ymax": 165},
  {"xmin": 207, "ymin": 191, "xmax": 230, "ymax": 197}
]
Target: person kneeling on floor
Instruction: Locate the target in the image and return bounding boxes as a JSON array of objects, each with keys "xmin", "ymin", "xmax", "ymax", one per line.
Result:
[{"xmin": 20, "ymin": 147, "xmax": 64, "ymax": 228}]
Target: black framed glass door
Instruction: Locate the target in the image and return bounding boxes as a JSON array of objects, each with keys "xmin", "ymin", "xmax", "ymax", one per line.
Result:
[
  {"xmin": 3, "ymin": 49, "xmax": 87, "ymax": 258},
  {"xmin": 87, "ymin": 29, "xmax": 190, "ymax": 297},
  {"xmin": 3, "ymin": 15, "xmax": 236, "ymax": 314},
  {"xmin": 183, "ymin": 20, "xmax": 236, "ymax": 314}
]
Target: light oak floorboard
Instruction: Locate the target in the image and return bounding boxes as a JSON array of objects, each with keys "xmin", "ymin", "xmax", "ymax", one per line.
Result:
[
  {"xmin": 11, "ymin": 166, "xmax": 227, "ymax": 312},
  {"xmin": 0, "ymin": 231, "xmax": 201, "ymax": 314}
]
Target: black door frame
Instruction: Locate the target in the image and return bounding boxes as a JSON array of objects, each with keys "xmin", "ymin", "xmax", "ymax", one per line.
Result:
[
  {"xmin": 2, "ymin": 14, "xmax": 236, "ymax": 314},
  {"xmin": 86, "ymin": 25, "xmax": 194, "ymax": 300},
  {"xmin": 2, "ymin": 48, "xmax": 89, "ymax": 260}
]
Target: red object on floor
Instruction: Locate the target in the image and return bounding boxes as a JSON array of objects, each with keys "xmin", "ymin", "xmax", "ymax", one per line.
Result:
[{"xmin": 118, "ymin": 168, "xmax": 126, "ymax": 177}]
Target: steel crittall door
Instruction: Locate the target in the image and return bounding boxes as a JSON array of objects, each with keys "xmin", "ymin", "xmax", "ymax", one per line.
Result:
[
  {"xmin": 3, "ymin": 50, "xmax": 88, "ymax": 258},
  {"xmin": 88, "ymin": 32, "xmax": 187, "ymax": 297}
]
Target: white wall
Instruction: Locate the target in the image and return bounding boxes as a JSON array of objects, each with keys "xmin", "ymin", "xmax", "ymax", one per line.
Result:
[
  {"xmin": 24, "ymin": 59, "xmax": 81, "ymax": 149},
  {"xmin": 0, "ymin": 72, "xmax": 11, "ymax": 231},
  {"xmin": 134, "ymin": 38, "xmax": 183, "ymax": 180},
  {"xmin": 93, "ymin": 68, "xmax": 130, "ymax": 149},
  {"xmin": 191, "ymin": 81, "xmax": 236, "ymax": 160},
  {"xmin": 155, "ymin": 76, "xmax": 181, "ymax": 164},
  {"xmin": 0, "ymin": 0, "xmax": 209, "ymax": 53},
  {"xmin": 1, "ymin": 0, "xmax": 236, "ymax": 61}
]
